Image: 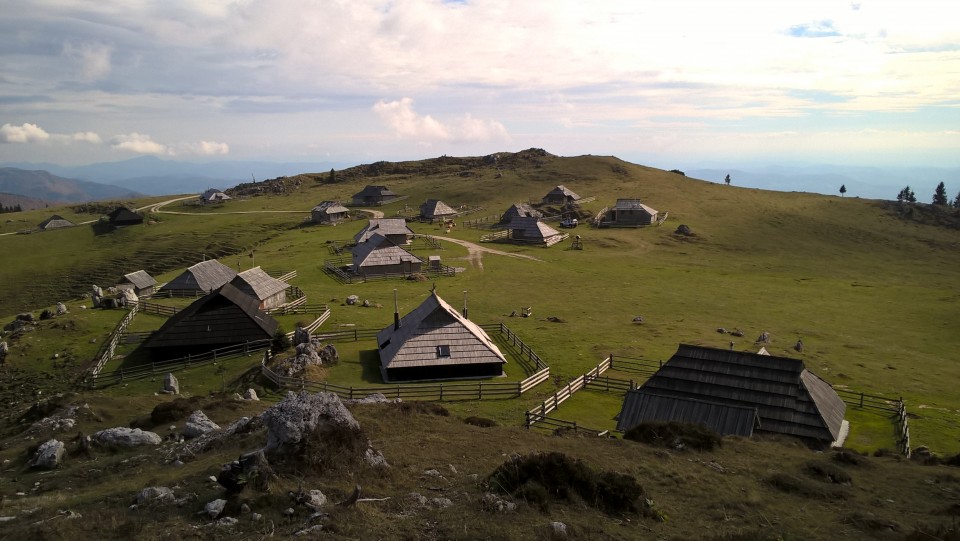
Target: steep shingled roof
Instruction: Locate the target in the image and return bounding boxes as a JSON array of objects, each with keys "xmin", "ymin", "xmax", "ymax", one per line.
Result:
[
  {"xmin": 121, "ymin": 270, "xmax": 157, "ymax": 290},
  {"xmin": 353, "ymin": 218, "xmax": 414, "ymax": 244},
  {"xmin": 312, "ymin": 201, "xmax": 349, "ymax": 215},
  {"xmin": 614, "ymin": 198, "xmax": 658, "ymax": 214},
  {"xmin": 159, "ymin": 260, "xmax": 238, "ymax": 293},
  {"xmin": 38, "ymin": 215, "xmax": 75, "ymax": 230},
  {"xmin": 230, "ymin": 266, "xmax": 289, "ymax": 301},
  {"xmin": 544, "ymin": 185, "xmax": 581, "ymax": 201},
  {"xmin": 420, "ymin": 199, "xmax": 457, "ymax": 219},
  {"xmin": 352, "ymin": 234, "xmax": 422, "ymax": 269},
  {"xmin": 507, "ymin": 216, "xmax": 562, "ymax": 240}
]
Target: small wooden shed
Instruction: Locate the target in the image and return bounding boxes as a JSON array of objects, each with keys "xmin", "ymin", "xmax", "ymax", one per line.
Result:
[
  {"xmin": 143, "ymin": 283, "xmax": 279, "ymax": 360},
  {"xmin": 354, "ymin": 218, "xmax": 414, "ymax": 245},
  {"xmin": 377, "ymin": 290, "xmax": 507, "ymax": 382},
  {"xmin": 201, "ymin": 189, "xmax": 231, "ymax": 203},
  {"xmin": 499, "ymin": 203, "xmax": 542, "ymax": 224},
  {"xmin": 107, "ymin": 206, "xmax": 144, "ymax": 226},
  {"xmin": 311, "ymin": 201, "xmax": 350, "ymax": 224},
  {"xmin": 352, "ymin": 185, "xmax": 399, "ymax": 206},
  {"xmin": 419, "ymin": 199, "xmax": 457, "ymax": 221},
  {"xmin": 158, "ymin": 260, "xmax": 238, "ymax": 296},
  {"xmin": 602, "ymin": 199, "xmax": 659, "ymax": 226},
  {"xmin": 542, "ymin": 185, "xmax": 581, "ymax": 205},
  {"xmin": 616, "ymin": 344, "xmax": 846, "ymax": 445},
  {"xmin": 506, "ymin": 217, "xmax": 564, "ymax": 245},
  {"xmin": 119, "ymin": 270, "xmax": 157, "ymax": 296},
  {"xmin": 229, "ymin": 267, "xmax": 289, "ymax": 310},
  {"xmin": 38, "ymin": 215, "xmax": 75, "ymax": 230},
  {"xmin": 352, "ymin": 234, "xmax": 423, "ymax": 277}
]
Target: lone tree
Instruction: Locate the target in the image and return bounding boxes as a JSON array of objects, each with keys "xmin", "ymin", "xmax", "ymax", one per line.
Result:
[
  {"xmin": 724, "ymin": 174, "xmax": 731, "ymax": 186},
  {"xmin": 933, "ymin": 182, "xmax": 948, "ymax": 205},
  {"xmin": 839, "ymin": 184, "xmax": 847, "ymax": 198},
  {"xmin": 328, "ymin": 168, "xmax": 337, "ymax": 183},
  {"xmin": 897, "ymin": 186, "xmax": 916, "ymax": 203},
  {"xmin": 953, "ymin": 191, "xmax": 960, "ymax": 209}
]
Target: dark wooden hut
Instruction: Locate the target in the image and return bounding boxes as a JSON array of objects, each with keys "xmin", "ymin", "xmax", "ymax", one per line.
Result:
[
  {"xmin": 616, "ymin": 344, "xmax": 845, "ymax": 445},
  {"xmin": 602, "ymin": 199, "xmax": 659, "ymax": 226},
  {"xmin": 311, "ymin": 201, "xmax": 350, "ymax": 224},
  {"xmin": 541, "ymin": 185, "xmax": 581, "ymax": 205},
  {"xmin": 351, "ymin": 185, "xmax": 399, "ymax": 206},
  {"xmin": 352, "ymin": 234, "xmax": 423, "ymax": 277},
  {"xmin": 353, "ymin": 218, "xmax": 414, "ymax": 245},
  {"xmin": 119, "ymin": 270, "xmax": 157, "ymax": 296},
  {"xmin": 506, "ymin": 217, "xmax": 564, "ymax": 245},
  {"xmin": 107, "ymin": 206, "xmax": 143, "ymax": 226},
  {"xmin": 377, "ymin": 290, "xmax": 506, "ymax": 382},
  {"xmin": 499, "ymin": 203, "xmax": 542, "ymax": 224},
  {"xmin": 158, "ymin": 260, "xmax": 237, "ymax": 296},
  {"xmin": 143, "ymin": 283, "xmax": 279, "ymax": 360},
  {"xmin": 229, "ymin": 267, "xmax": 289, "ymax": 310},
  {"xmin": 200, "ymin": 188, "xmax": 231, "ymax": 203}
]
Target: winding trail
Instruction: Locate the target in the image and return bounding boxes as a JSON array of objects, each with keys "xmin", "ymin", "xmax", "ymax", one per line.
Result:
[{"xmin": 430, "ymin": 235, "xmax": 542, "ymax": 270}]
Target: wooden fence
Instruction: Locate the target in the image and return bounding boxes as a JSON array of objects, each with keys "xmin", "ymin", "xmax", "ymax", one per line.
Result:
[
  {"xmin": 284, "ymin": 307, "xmax": 331, "ymax": 337},
  {"xmin": 323, "ymin": 259, "xmax": 456, "ymax": 284},
  {"xmin": 261, "ymin": 322, "xmax": 551, "ymax": 402},
  {"xmin": 138, "ymin": 300, "xmax": 180, "ymax": 317},
  {"xmin": 833, "ymin": 387, "xmax": 910, "ymax": 457},
  {"xmin": 462, "ymin": 214, "xmax": 502, "ymax": 229},
  {"xmin": 522, "ymin": 413, "xmax": 609, "ymax": 437},
  {"xmin": 88, "ymin": 303, "xmax": 140, "ymax": 377}
]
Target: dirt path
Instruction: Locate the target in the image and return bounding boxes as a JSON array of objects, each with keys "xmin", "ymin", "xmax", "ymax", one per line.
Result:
[
  {"xmin": 431, "ymin": 235, "xmax": 542, "ymax": 270},
  {"xmin": 357, "ymin": 209, "xmax": 385, "ymax": 218}
]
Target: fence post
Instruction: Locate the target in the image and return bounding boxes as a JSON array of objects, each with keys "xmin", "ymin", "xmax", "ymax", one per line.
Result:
[
  {"xmin": 860, "ymin": 392, "xmax": 864, "ymax": 407},
  {"xmin": 440, "ymin": 384, "xmax": 444, "ymax": 401},
  {"xmin": 479, "ymin": 382, "xmax": 482, "ymax": 400},
  {"xmin": 610, "ymin": 353, "xmax": 614, "ymax": 370},
  {"xmin": 354, "ymin": 329, "xmax": 358, "ymax": 341}
]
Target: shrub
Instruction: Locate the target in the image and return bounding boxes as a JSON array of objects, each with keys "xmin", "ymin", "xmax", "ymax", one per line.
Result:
[
  {"xmin": 623, "ymin": 421, "xmax": 722, "ymax": 451},
  {"xmin": 831, "ymin": 448, "xmax": 868, "ymax": 467},
  {"xmin": 271, "ymin": 329, "xmax": 292, "ymax": 354},
  {"xmin": 149, "ymin": 397, "xmax": 202, "ymax": 425}
]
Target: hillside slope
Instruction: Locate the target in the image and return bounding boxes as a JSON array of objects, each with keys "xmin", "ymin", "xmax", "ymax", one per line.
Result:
[{"xmin": 0, "ymin": 167, "xmax": 143, "ymax": 202}]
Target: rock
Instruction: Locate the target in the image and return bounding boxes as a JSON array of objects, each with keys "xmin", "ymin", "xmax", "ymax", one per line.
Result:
[
  {"xmin": 362, "ymin": 299, "xmax": 371, "ymax": 307},
  {"xmin": 794, "ymin": 339, "xmax": 804, "ymax": 352},
  {"xmin": 119, "ymin": 289, "xmax": 138, "ymax": 305},
  {"xmin": 93, "ymin": 427, "xmax": 162, "ymax": 447},
  {"xmin": 549, "ymin": 521, "xmax": 568, "ymax": 539},
  {"xmin": 203, "ymin": 498, "xmax": 227, "ymax": 519},
  {"xmin": 91, "ymin": 285, "xmax": 103, "ymax": 297},
  {"xmin": 136, "ymin": 487, "xmax": 176, "ymax": 506},
  {"xmin": 16, "ymin": 312, "xmax": 36, "ymax": 323},
  {"xmin": 0, "ymin": 341, "xmax": 8, "ymax": 362},
  {"xmin": 184, "ymin": 416, "xmax": 262, "ymax": 456},
  {"xmin": 39, "ymin": 309, "xmax": 55, "ymax": 321},
  {"xmin": 183, "ymin": 410, "xmax": 220, "ymax": 439},
  {"xmin": 716, "ymin": 327, "xmax": 727, "ymax": 334},
  {"xmin": 430, "ymin": 497, "xmax": 453, "ymax": 508},
  {"xmin": 756, "ymin": 331, "xmax": 770, "ymax": 344},
  {"xmin": 163, "ymin": 373, "xmax": 179, "ymax": 395},
  {"xmin": 59, "ymin": 510, "xmax": 82, "ymax": 520},
  {"xmin": 91, "ymin": 294, "xmax": 101, "ymax": 308},
  {"xmin": 251, "ymin": 513, "xmax": 263, "ymax": 521},
  {"xmin": 215, "ymin": 517, "xmax": 238, "ymax": 527},
  {"xmin": 364, "ymin": 446, "xmax": 389, "ymax": 467},
  {"xmin": 675, "ymin": 224, "xmax": 693, "ymax": 236},
  {"xmin": 243, "ymin": 388, "xmax": 259, "ymax": 401},
  {"xmin": 408, "ymin": 493, "xmax": 428, "ymax": 506},
  {"xmin": 301, "ymin": 489, "xmax": 326, "ymax": 510},
  {"xmin": 29, "ymin": 439, "xmax": 65, "ymax": 469},
  {"xmin": 56, "ymin": 302, "xmax": 68, "ymax": 315},
  {"xmin": 292, "ymin": 326, "xmax": 311, "ymax": 345},
  {"xmin": 217, "ymin": 450, "xmax": 276, "ymax": 493},
  {"xmin": 481, "ymin": 493, "xmax": 517, "ymax": 513},
  {"xmin": 345, "ymin": 295, "xmax": 359, "ymax": 305},
  {"xmin": 319, "ymin": 344, "xmax": 339, "ymax": 364},
  {"xmin": 282, "ymin": 507, "xmax": 296, "ymax": 517},
  {"xmin": 261, "ymin": 391, "xmax": 360, "ymax": 452},
  {"xmin": 731, "ymin": 328, "xmax": 744, "ymax": 337},
  {"xmin": 240, "ymin": 503, "xmax": 251, "ymax": 514},
  {"xmin": 346, "ymin": 393, "xmax": 390, "ymax": 405},
  {"xmin": 632, "ymin": 316, "xmax": 644, "ymax": 324}
]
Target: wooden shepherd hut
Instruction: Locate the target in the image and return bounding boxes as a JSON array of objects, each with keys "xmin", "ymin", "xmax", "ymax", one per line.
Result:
[
  {"xmin": 419, "ymin": 199, "xmax": 457, "ymax": 221},
  {"xmin": 352, "ymin": 234, "xmax": 423, "ymax": 277},
  {"xmin": 353, "ymin": 218, "xmax": 414, "ymax": 245},
  {"xmin": 118, "ymin": 270, "xmax": 157, "ymax": 296},
  {"xmin": 377, "ymin": 290, "xmax": 507, "ymax": 382},
  {"xmin": 541, "ymin": 185, "xmax": 581, "ymax": 205},
  {"xmin": 616, "ymin": 344, "xmax": 846, "ymax": 445},
  {"xmin": 158, "ymin": 260, "xmax": 238, "ymax": 296},
  {"xmin": 38, "ymin": 215, "xmax": 75, "ymax": 230},
  {"xmin": 499, "ymin": 203, "xmax": 542, "ymax": 224},
  {"xmin": 107, "ymin": 206, "xmax": 144, "ymax": 226},
  {"xmin": 229, "ymin": 267, "xmax": 289, "ymax": 310},
  {"xmin": 601, "ymin": 199, "xmax": 659, "ymax": 226},
  {"xmin": 351, "ymin": 185, "xmax": 400, "ymax": 206},
  {"xmin": 506, "ymin": 217, "xmax": 564, "ymax": 246},
  {"xmin": 311, "ymin": 201, "xmax": 350, "ymax": 224},
  {"xmin": 201, "ymin": 188, "xmax": 231, "ymax": 203},
  {"xmin": 143, "ymin": 283, "xmax": 279, "ymax": 360}
]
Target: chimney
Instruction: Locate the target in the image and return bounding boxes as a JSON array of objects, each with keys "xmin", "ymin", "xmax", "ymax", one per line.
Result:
[
  {"xmin": 393, "ymin": 289, "xmax": 400, "ymax": 330},
  {"xmin": 463, "ymin": 290, "xmax": 468, "ymax": 319}
]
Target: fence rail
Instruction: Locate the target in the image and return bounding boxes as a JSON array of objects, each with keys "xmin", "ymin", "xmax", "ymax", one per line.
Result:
[
  {"xmin": 87, "ymin": 304, "xmax": 140, "ymax": 377},
  {"xmin": 833, "ymin": 386, "xmax": 910, "ymax": 457},
  {"xmin": 137, "ymin": 301, "xmax": 180, "ymax": 317},
  {"xmin": 524, "ymin": 413, "xmax": 608, "ymax": 437}
]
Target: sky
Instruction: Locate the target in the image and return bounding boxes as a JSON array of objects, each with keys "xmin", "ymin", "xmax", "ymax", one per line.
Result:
[{"xmin": 1, "ymin": 0, "xmax": 959, "ymax": 171}]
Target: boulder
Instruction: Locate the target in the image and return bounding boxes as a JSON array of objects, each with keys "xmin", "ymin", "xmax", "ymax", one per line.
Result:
[
  {"xmin": 0, "ymin": 341, "xmax": 8, "ymax": 362},
  {"xmin": 93, "ymin": 427, "xmax": 162, "ymax": 447},
  {"xmin": 39, "ymin": 309, "xmax": 55, "ymax": 321},
  {"xmin": 135, "ymin": 487, "xmax": 175, "ymax": 506},
  {"xmin": 203, "ymin": 499, "xmax": 227, "ymax": 519},
  {"xmin": 243, "ymin": 388, "xmax": 260, "ymax": 401},
  {"xmin": 183, "ymin": 410, "xmax": 221, "ymax": 439},
  {"xmin": 364, "ymin": 446, "xmax": 389, "ymax": 467},
  {"xmin": 292, "ymin": 326, "xmax": 311, "ymax": 346},
  {"xmin": 91, "ymin": 285, "xmax": 103, "ymax": 297},
  {"xmin": 261, "ymin": 391, "xmax": 360, "ymax": 452},
  {"xmin": 91, "ymin": 294, "xmax": 102, "ymax": 308},
  {"xmin": 549, "ymin": 521, "xmax": 568, "ymax": 539},
  {"xmin": 480, "ymin": 493, "xmax": 517, "ymax": 513},
  {"xmin": 163, "ymin": 373, "xmax": 179, "ymax": 395},
  {"xmin": 319, "ymin": 344, "xmax": 339, "ymax": 364},
  {"xmin": 345, "ymin": 295, "xmax": 360, "ymax": 305},
  {"xmin": 119, "ymin": 289, "xmax": 138, "ymax": 305},
  {"xmin": 29, "ymin": 439, "xmax": 65, "ymax": 469},
  {"xmin": 362, "ymin": 299, "xmax": 371, "ymax": 307},
  {"xmin": 217, "ymin": 450, "xmax": 276, "ymax": 493},
  {"xmin": 16, "ymin": 313, "xmax": 36, "ymax": 323},
  {"xmin": 56, "ymin": 302, "xmax": 68, "ymax": 316},
  {"xmin": 675, "ymin": 224, "xmax": 693, "ymax": 236}
]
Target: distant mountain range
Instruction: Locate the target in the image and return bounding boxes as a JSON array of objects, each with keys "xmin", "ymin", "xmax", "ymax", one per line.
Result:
[
  {"xmin": 0, "ymin": 192, "xmax": 49, "ymax": 211},
  {"xmin": 0, "ymin": 168, "xmax": 142, "ymax": 203},
  {"xmin": 0, "ymin": 156, "xmax": 346, "ymax": 197}
]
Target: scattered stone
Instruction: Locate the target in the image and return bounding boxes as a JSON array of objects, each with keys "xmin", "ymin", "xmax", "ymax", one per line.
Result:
[
  {"xmin": 549, "ymin": 521, "xmax": 568, "ymax": 539},
  {"xmin": 183, "ymin": 410, "xmax": 221, "ymax": 439},
  {"xmin": 282, "ymin": 507, "xmax": 296, "ymax": 517},
  {"xmin": 136, "ymin": 487, "xmax": 176, "ymax": 506},
  {"xmin": 93, "ymin": 427, "xmax": 162, "ymax": 447},
  {"xmin": 716, "ymin": 327, "xmax": 727, "ymax": 334},
  {"xmin": 362, "ymin": 299, "xmax": 371, "ymax": 307},
  {"xmin": 292, "ymin": 326, "xmax": 312, "ymax": 346},
  {"xmin": 632, "ymin": 316, "xmax": 644, "ymax": 324},
  {"xmin": 217, "ymin": 450, "xmax": 276, "ymax": 493},
  {"xmin": 162, "ymin": 373, "xmax": 179, "ymax": 395},
  {"xmin": 731, "ymin": 328, "xmax": 744, "ymax": 337},
  {"xmin": 203, "ymin": 499, "xmax": 227, "ymax": 519},
  {"xmin": 707, "ymin": 461, "xmax": 726, "ymax": 473},
  {"xmin": 29, "ymin": 439, "xmax": 65, "ymax": 469},
  {"xmin": 295, "ymin": 525, "xmax": 324, "ymax": 536},
  {"xmin": 430, "ymin": 497, "xmax": 453, "ymax": 508},
  {"xmin": 184, "ymin": 416, "xmax": 262, "ymax": 456},
  {"xmin": 345, "ymin": 295, "xmax": 360, "ymax": 305},
  {"xmin": 756, "ymin": 331, "xmax": 770, "ymax": 344},
  {"xmin": 408, "ymin": 493, "xmax": 428, "ymax": 506},
  {"xmin": 319, "ymin": 344, "xmax": 339, "ymax": 364},
  {"xmin": 364, "ymin": 446, "xmax": 389, "ymax": 467},
  {"xmin": 215, "ymin": 517, "xmax": 238, "ymax": 527},
  {"xmin": 423, "ymin": 469, "xmax": 444, "ymax": 479},
  {"xmin": 243, "ymin": 388, "xmax": 259, "ymax": 401},
  {"xmin": 0, "ymin": 341, "xmax": 8, "ymax": 363},
  {"xmin": 16, "ymin": 312, "xmax": 36, "ymax": 323},
  {"xmin": 481, "ymin": 493, "xmax": 517, "ymax": 513},
  {"xmin": 251, "ymin": 513, "xmax": 263, "ymax": 521},
  {"xmin": 240, "ymin": 503, "xmax": 251, "ymax": 514},
  {"xmin": 56, "ymin": 302, "xmax": 68, "ymax": 315},
  {"xmin": 91, "ymin": 285, "xmax": 103, "ymax": 297},
  {"xmin": 675, "ymin": 224, "xmax": 693, "ymax": 236},
  {"xmin": 346, "ymin": 393, "xmax": 390, "ymax": 405},
  {"xmin": 59, "ymin": 510, "xmax": 82, "ymax": 520},
  {"xmin": 261, "ymin": 391, "xmax": 360, "ymax": 452}
]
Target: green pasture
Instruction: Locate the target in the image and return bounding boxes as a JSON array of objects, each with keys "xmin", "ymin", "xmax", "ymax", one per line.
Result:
[{"xmin": 2, "ymin": 153, "xmax": 959, "ymax": 452}]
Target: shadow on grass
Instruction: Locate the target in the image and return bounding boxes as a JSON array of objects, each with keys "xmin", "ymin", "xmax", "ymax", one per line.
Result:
[{"xmin": 359, "ymin": 349, "xmax": 384, "ymax": 383}]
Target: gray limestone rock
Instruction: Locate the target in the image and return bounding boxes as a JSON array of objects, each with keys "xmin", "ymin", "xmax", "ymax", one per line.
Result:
[
  {"xmin": 163, "ymin": 373, "xmax": 179, "ymax": 395},
  {"xmin": 243, "ymin": 388, "xmax": 259, "ymax": 401},
  {"xmin": 260, "ymin": 391, "xmax": 360, "ymax": 452},
  {"xmin": 136, "ymin": 487, "xmax": 176, "ymax": 506},
  {"xmin": 203, "ymin": 498, "xmax": 227, "ymax": 519},
  {"xmin": 56, "ymin": 302, "xmax": 68, "ymax": 315},
  {"xmin": 183, "ymin": 410, "xmax": 221, "ymax": 439},
  {"xmin": 29, "ymin": 439, "xmax": 65, "ymax": 469},
  {"xmin": 93, "ymin": 427, "xmax": 162, "ymax": 447}
]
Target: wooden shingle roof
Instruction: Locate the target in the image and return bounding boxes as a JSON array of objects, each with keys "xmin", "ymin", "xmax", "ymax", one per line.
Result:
[
  {"xmin": 501, "ymin": 203, "xmax": 542, "ymax": 222},
  {"xmin": 352, "ymin": 234, "xmax": 422, "ymax": 268},
  {"xmin": 420, "ymin": 199, "xmax": 457, "ymax": 219},
  {"xmin": 545, "ymin": 185, "xmax": 581, "ymax": 200},
  {"xmin": 614, "ymin": 199, "xmax": 658, "ymax": 214},
  {"xmin": 201, "ymin": 188, "xmax": 231, "ymax": 201},
  {"xmin": 377, "ymin": 291, "xmax": 507, "ymax": 370},
  {"xmin": 121, "ymin": 270, "xmax": 157, "ymax": 290},
  {"xmin": 159, "ymin": 260, "xmax": 238, "ymax": 293},
  {"xmin": 617, "ymin": 393, "xmax": 761, "ymax": 437},
  {"xmin": 620, "ymin": 344, "xmax": 845, "ymax": 442},
  {"xmin": 144, "ymin": 283, "xmax": 279, "ymax": 349},
  {"xmin": 353, "ymin": 185, "xmax": 396, "ymax": 198},
  {"xmin": 507, "ymin": 216, "xmax": 562, "ymax": 240},
  {"xmin": 353, "ymin": 218, "xmax": 414, "ymax": 243},
  {"xmin": 38, "ymin": 215, "xmax": 75, "ymax": 230},
  {"xmin": 312, "ymin": 201, "xmax": 349, "ymax": 214},
  {"xmin": 107, "ymin": 206, "xmax": 143, "ymax": 224},
  {"xmin": 230, "ymin": 267, "xmax": 289, "ymax": 301}
]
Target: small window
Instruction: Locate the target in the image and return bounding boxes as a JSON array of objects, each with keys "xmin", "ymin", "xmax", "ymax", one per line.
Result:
[{"xmin": 436, "ymin": 345, "xmax": 451, "ymax": 358}]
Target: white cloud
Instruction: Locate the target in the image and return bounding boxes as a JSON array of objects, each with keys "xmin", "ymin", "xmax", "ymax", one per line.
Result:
[
  {"xmin": 0, "ymin": 123, "xmax": 51, "ymax": 143},
  {"xmin": 373, "ymin": 98, "xmax": 508, "ymax": 142},
  {"xmin": 71, "ymin": 131, "xmax": 102, "ymax": 144},
  {"xmin": 62, "ymin": 42, "xmax": 113, "ymax": 81},
  {"xmin": 192, "ymin": 141, "xmax": 230, "ymax": 155},
  {"xmin": 111, "ymin": 133, "xmax": 170, "ymax": 155}
]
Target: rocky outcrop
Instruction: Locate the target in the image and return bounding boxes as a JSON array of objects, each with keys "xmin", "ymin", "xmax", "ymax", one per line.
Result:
[
  {"xmin": 29, "ymin": 439, "xmax": 65, "ymax": 469},
  {"xmin": 183, "ymin": 410, "xmax": 220, "ymax": 439},
  {"xmin": 93, "ymin": 427, "xmax": 162, "ymax": 447},
  {"xmin": 243, "ymin": 388, "xmax": 259, "ymax": 401},
  {"xmin": 135, "ymin": 487, "xmax": 176, "ymax": 507},
  {"xmin": 162, "ymin": 373, "xmax": 179, "ymax": 395},
  {"xmin": 261, "ymin": 391, "xmax": 360, "ymax": 452}
]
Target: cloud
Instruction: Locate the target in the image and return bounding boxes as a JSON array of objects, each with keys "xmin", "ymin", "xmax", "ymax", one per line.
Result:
[
  {"xmin": 62, "ymin": 42, "xmax": 113, "ymax": 81},
  {"xmin": 192, "ymin": 140, "xmax": 230, "ymax": 155},
  {"xmin": 0, "ymin": 123, "xmax": 51, "ymax": 143},
  {"xmin": 71, "ymin": 131, "xmax": 102, "ymax": 144},
  {"xmin": 373, "ymin": 98, "xmax": 508, "ymax": 142},
  {"xmin": 788, "ymin": 20, "xmax": 841, "ymax": 38},
  {"xmin": 111, "ymin": 133, "xmax": 169, "ymax": 155}
]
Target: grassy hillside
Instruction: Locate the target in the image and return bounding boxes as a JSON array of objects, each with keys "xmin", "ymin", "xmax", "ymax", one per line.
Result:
[{"xmin": 1, "ymin": 150, "xmax": 959, "ymax": 539}]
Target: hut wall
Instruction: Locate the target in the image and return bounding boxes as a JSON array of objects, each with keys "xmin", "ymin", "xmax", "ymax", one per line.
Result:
[{"xmin": 386, "ymin": 362, "xmax": 503, "ymax": 382}]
